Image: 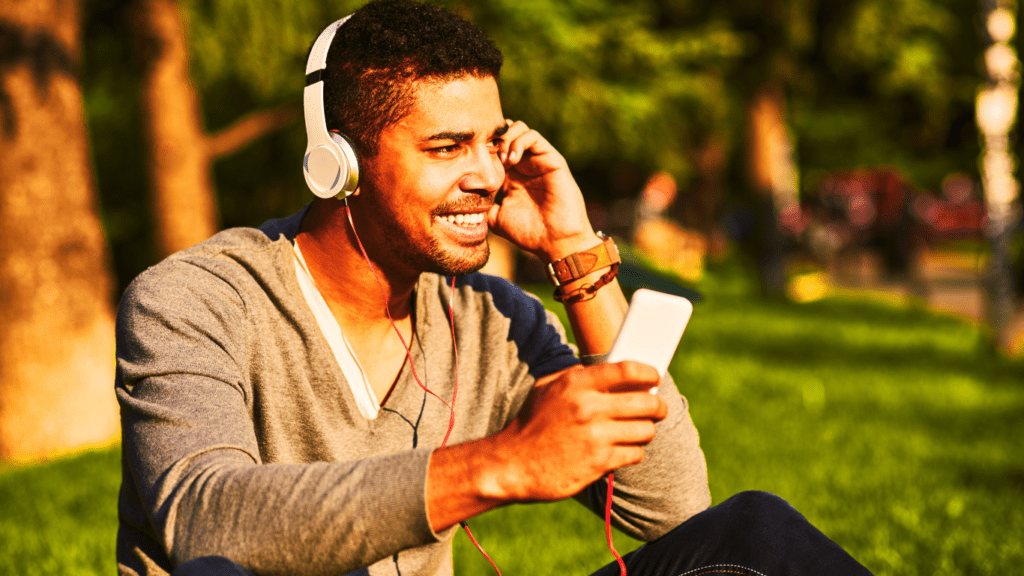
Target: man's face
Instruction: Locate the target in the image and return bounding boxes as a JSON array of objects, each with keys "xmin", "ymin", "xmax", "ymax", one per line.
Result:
[{"xmin": 356, "ymin": 74, "xmax": 508, "ymax": 276}]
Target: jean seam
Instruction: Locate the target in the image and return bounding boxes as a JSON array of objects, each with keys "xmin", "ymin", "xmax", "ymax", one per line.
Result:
[{"xmin": 677, "ymin": 564, "xmax": 768, "ymax": 576}]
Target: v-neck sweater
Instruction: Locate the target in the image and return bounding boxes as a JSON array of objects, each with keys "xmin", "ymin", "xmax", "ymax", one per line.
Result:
[{"xmin": 115, "ymin": 205, "xmax": 710, "ymax": 576}]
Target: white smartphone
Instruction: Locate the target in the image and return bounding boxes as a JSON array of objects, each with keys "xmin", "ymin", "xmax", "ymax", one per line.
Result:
[{"xmin": 605, "ymin": 289, "xmax": 693, "ymax": 392}]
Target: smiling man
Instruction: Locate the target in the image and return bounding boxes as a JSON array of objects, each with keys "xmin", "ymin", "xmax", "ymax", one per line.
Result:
[{"xmin": 114, "ymin": 2, "xmax": 874, "ymax": 576}]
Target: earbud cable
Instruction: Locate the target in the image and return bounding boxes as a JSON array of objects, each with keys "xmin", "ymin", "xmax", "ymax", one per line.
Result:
[
  {"xmin": 606, "ymin": 473, "xmax": 627, "ymax": 576},
  {"xmin": 344, "ymin": 202, "xmax": 455, "ymax": 444},
  {"xmin": 460, "ymin": 520, "xmax": 502, "ymax": 575},
  {"xmin": 345, "ymin": 202, "xmax": 499, "ymax": 574}
]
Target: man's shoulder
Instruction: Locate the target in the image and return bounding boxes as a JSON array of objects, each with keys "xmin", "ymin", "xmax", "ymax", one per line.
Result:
[
  {"xmin": 128, "ymin": 205, "xmax": 310, "ymax": 294},
  {"xmin": 425, "ymin": 271, "xmax": 546, "ymax": 318},
  {"xmin": 119, "ymin": 219, "xmax": 304, "ymax": 330},
  {"xmin": 423, "ymin": 271, "xmax": 579, "ymax": 375},
  {"xmin": 132, "ymin": 228, "xmax": 281, "ymax": 289},
  {"xmin": 129, "ymin": 204, "xmax": 304, "ymax": 280}
]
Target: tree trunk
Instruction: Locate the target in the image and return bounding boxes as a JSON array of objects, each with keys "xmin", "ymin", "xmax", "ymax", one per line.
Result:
[
  {"xmin": 686, "ymin": 135, "xmax": 730, "ymax": 260},
  {"xmin": 0, "ymin": 0, "xmax": 119, "ymax": 461},
  {"xmin": 136, "ymin": 0, "xmax": 219, "ymax": 258},
  {"xmin": 747, "ymin": 84, "xmax": 798, "ymax": 298},
  {"xmin": 135, "ymin": 0, "xmax": 301, "ymax": 258}
]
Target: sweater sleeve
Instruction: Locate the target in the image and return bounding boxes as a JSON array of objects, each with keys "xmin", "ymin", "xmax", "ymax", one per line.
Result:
[
  {"xmin": 571, "ymin": 356, "xmax": 711, "ymax": 541},
  {"xmin": 116, "ymin": 262, "xmax": 443, "ymax": 576}
]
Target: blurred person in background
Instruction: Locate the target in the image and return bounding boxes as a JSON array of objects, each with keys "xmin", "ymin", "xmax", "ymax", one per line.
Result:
[
  {"xmin": 114, "ymin": 2, "xmax": 875, "ymax": 575},
  {"xmin": 632, "ymin": 171, "xmax": 708, "ymax": 282}
]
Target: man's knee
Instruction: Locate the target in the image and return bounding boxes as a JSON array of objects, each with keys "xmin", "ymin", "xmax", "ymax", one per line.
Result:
[
  {"xmin": 711, "ymin": 490, "xmax": 808, "ymax": 546},
  {"xmin": 725, "ymin": 490, "xmax": 797, "ymax": 519},
  {"xmin": 171, "ymin": 556, "xmax": 255, "ymax": 576}
]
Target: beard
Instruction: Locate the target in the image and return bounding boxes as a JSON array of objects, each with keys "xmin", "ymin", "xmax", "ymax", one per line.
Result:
[
  {"xmin": 358, "ymin": 175, "xmax": 492, "ymax": 277},
  {"xmin": 417, "ymin": 234, "xmax": 491, "ymax": 276}
]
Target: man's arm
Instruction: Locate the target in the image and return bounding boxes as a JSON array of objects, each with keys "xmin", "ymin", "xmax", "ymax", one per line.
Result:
[
  {"xmin": 423, "ymin": 122, "xmax": 709, "ymax": 537},
  {"xmin": 486, "ymin": 120, "xmax": 628, "ymax": 354},
  {"xmin": 425, "ymin": 361, "xmax": 668, "ymax": 529},
  {"xmin": 117, "ymin": 262, "xmax": 446, "ymax": 575}
]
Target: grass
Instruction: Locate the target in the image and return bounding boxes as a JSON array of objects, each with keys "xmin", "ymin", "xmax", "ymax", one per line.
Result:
[
  {"xmin": 2, "ymin": 261, "xmax": 1022, "ymax": 575},
  {"xmin": 0, "ymin": 446, "xmax": 120, "ymax": 575}
]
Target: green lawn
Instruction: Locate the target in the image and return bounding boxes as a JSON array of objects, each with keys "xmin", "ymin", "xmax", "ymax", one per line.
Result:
[{"xmin": 2, "ymin": 262, "xmax": 1022, "ymax": 575}]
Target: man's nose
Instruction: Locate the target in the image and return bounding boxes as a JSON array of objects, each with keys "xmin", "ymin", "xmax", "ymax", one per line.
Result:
[{"xmin": 460, "ymin": 145, "xmax": 504, "ymax": 194}]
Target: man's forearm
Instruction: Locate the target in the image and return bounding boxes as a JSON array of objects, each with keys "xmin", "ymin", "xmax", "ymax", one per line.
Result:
[
  {"xmin": 425, "ymin": 359, "xmax": 669, "ymax": 532},
  {"xmin": 562, "ymin": 275, "xmax": 628, "ymax": 355},
  {"xmin": 426, "ymin": 435, "xmax": 509, "ymax": 532},
  {"xmin": 543, "ymin": 232, "xmax": 629, "ymax": 355}
]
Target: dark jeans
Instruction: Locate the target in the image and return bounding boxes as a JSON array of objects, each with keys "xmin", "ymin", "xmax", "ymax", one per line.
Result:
[
  {"xmin": 172, "ymin": 491, "xmax": 873, "ymax": 576},
  {"xmin": 591, "ymin": 491, "xmax": 872, "ymax": 576}
]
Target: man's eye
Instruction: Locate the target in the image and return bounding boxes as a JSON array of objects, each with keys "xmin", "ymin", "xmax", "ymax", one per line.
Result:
[{"xmin": 431, "ymin": 145, "xmax": 459, "ymax": 155}]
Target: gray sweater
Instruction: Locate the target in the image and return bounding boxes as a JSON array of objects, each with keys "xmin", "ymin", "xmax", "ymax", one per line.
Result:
[{"xmin": 115, "ymin": 207, "xmax": 710, "ymax": 576}]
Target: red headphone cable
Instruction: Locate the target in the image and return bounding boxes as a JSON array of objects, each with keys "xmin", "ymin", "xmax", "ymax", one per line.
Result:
[
  {"xmin": 344, "ymin": 202, "xmax": 500, "ymax": 573},
  {"xmin": 460, "ymin": 520, "xmax": 502, "ymax": 575},
  {"xmin": 344, "ymin": 202, "xmax": 455, "ymax": 444},
  {"xmin": 605, "ymin": 473, "xmax": 627, "ymax": 576}
]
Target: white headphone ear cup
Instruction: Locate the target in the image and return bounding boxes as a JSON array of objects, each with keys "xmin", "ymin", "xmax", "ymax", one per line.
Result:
[
  {"xmin": 304, "ymin": 144, "xmax": 344, "ymax": 198},
  {"xmin": 330, "ymin": 131, "xmax": 360, "ymax": 198}
]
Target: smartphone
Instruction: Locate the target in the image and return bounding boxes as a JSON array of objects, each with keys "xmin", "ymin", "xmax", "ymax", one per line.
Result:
[{"xmin": 605, "ymin": 289, "xmax": 693, "ymax": 392}]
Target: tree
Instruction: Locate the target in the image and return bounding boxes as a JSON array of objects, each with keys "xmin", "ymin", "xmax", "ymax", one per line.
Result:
[
  {"xmin": 79, "ymin": 0, "xmax": 988, "ymax": 299},
  {"xmin": 747, "ymin": 84, "xmax": 799, "ymax": 297},
  {"xmin": 0, "ymin": 0, "xmax": 119, "ymax": 461},
  {"xmin": 134, "ymin": 0, "xmax": 300, "ymax": 258}
]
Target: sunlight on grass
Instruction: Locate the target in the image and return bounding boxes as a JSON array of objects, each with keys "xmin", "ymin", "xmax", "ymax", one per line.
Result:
[{"xmin": 0, "ymin": 446, "xmax": 120, "ymax": 575}]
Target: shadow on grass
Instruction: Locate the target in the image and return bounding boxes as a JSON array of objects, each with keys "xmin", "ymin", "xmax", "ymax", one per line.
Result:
[{"xmin": 957, "ymin": 462, "xmax": 1024, "ymax": 493}]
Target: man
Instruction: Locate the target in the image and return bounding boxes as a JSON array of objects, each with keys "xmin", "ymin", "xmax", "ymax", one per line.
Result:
[{"xmin": 116, "ymin": 2, "xmax": 873, "ymax": 575}]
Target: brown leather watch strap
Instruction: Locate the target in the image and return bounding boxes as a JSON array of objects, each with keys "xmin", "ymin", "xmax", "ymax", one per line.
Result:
[{"xmin": 545, "ymin": 233, "xmax": 620, "ymax": 287}]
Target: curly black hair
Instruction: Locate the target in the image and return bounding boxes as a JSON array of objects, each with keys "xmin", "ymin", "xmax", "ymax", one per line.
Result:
[{"xmin": 320, "ymin": 0, "xmax": 504, "ymax": 157}]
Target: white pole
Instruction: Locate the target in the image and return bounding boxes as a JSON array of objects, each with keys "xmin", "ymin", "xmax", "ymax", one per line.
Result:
[{"xmin": 977, "ymin": 0, "xmax": 1020, "ymax": 350}]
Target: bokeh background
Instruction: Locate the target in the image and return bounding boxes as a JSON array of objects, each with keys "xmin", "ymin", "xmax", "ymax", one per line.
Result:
[{"xmin": 1, "ymin": 0, "xmax": 1023, "ymax": 574}]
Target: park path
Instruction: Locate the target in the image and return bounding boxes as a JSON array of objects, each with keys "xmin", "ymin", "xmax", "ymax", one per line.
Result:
[{"xmin": 822, "ymin": 248, "xmax": 1024, "ymax": 355}]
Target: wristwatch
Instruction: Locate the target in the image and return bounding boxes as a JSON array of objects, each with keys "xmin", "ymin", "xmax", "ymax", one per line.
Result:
[{"xmin": 545, "ymin": 232, "xmax": 620, "ymax": 287}]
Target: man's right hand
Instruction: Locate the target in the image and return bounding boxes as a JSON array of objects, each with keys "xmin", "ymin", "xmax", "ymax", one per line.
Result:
[
  {"xmin": 426, "ymin": 361, "xmax": 666, "ymax": 532},
  {"xmin": 488, "ymin": 361, "xmax": 667, "ymax": 502}
]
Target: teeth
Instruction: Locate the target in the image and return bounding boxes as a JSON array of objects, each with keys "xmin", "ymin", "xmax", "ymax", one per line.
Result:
[{"xmin": 440, "ymin": 213, "xmax": 485, "ymax": 226}]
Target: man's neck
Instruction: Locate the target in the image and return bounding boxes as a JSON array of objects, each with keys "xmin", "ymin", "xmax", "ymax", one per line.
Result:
[{"xmin": 296, "ymin": 198, "xmax": 418, "ymax": 328}]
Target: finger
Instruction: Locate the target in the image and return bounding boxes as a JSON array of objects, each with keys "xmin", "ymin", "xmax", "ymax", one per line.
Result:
[
  {"xmin": 499, "ymin": 119, "xmax": 530, "ymax": 161},
  {"xmin": 505, "ymin": 130, "xmax": 544, "ymax": 166},
  {"xmin": 604, "ymin": 391, "xmax": 668, "ymax": 422},
  {"xmin": 594, "ymin": 419, "xmax": 658, "ymax": 446},
  {"xmin": 503, "ymin": 119, "xmax": 529, "ymax": 137},
  {"xmin": 577, "ymin": 362, "xmax": 661, "ymax": 394},
  {"xmin": 607, "ymin": 445, "xmax": 647, "ymax": 469}
]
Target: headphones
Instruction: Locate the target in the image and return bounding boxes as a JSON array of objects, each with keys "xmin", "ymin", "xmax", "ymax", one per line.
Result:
[{"xmin": 303, "ymin": 16, "xmax": 360, "ymax": 200}]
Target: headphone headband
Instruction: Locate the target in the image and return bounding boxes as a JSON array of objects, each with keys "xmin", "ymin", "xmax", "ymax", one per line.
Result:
[
  {"xmin": 306, "ymin": 16, "xmax": 350, "ymax": 75},
  {"xmin": 302, "ymin": 15, "xmax": 359, "ymax": 199}
]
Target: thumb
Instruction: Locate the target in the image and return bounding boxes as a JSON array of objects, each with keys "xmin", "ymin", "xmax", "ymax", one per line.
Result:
[{"xmin": 487, "ymin": 202, "xmax": 501, "ymax": 227}]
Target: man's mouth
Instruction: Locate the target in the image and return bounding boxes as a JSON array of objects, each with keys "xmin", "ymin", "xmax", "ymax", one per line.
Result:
[{"xmin": 438, "ymin": 212, "xmax": 487, "ymax": 226}]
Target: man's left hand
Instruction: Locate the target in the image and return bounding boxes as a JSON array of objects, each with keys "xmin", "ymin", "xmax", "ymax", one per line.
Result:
[{"xmin": 488, "ymin": 120, "xmax": 597, "ymax": 262}]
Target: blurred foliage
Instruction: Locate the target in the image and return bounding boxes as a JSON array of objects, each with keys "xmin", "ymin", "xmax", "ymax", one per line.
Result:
[
  {"xmin": 449, "ymin": 0, "xmax": 745, "ymax": 187},
  {"xmin": 793, "ymin": 0, "xmax": 980, "ymax": 191},
  {"xmin": 83, "ymin": 0, "xmax": 153, "ymax": 293},
  {"xmin": 80, "ymin": 0, "xmax": 990, "ymax": 294}
]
